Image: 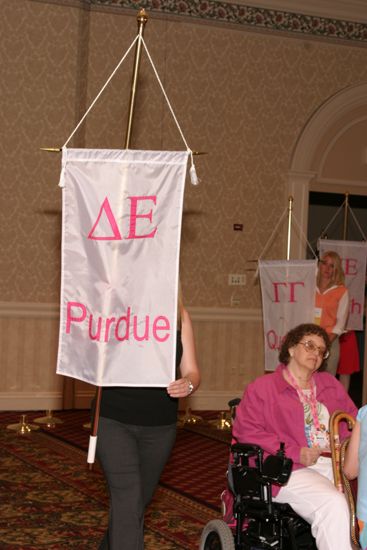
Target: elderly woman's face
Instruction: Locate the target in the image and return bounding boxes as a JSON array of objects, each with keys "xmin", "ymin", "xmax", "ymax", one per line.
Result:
[{"xmin": 289, "ymin": 333, "xmax": 328, "ymax": 372}]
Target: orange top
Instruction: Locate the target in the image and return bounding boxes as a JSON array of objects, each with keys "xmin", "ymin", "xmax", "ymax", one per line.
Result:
[{"xmin": 314, "ymin": 285, "xmax": 349, "ymax": 336}]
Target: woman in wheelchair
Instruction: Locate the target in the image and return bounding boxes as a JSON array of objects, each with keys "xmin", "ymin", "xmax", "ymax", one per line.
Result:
[
  {"xmin": 344, "ymin": 404, "xmax": 367, "ymax": 550},
  {"xmin": 232, "ymin": 323, "xmax": 357, "ymax": 550}
]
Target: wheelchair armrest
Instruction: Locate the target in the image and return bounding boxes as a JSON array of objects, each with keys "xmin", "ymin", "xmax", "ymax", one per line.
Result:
[
  {"xmin": 228, "ymin": 398, "xmax": 241, "ymax": 408},
  {"xmin": 231, "ymin": 442, "xmax": 293, "ymax": 487},
  {"xmin": 262, "ymin": 453, "xmax": 292, "ymax": 486},
  {"xmin": 231, "ymin": 442, "xmax": 263, "ymax": 458}
]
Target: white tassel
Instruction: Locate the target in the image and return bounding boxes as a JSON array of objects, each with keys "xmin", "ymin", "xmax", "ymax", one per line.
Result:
[
  {"xmin": 189, "ymin": 163, "xmax": 200, "ymax": 186},
  {"xmin": 58, "ymin": 147, "xmax": 67, "ymax": 188}
]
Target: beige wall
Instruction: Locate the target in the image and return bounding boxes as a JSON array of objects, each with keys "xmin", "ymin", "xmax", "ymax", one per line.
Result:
[{"xmin": 1, "ymin": 0, "xmax": 367, "ymax": 409}]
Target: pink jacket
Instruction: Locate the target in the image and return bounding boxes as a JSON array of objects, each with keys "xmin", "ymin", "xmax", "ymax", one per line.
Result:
[{"xmin": 232, "ymin": 364, "xmax": 357, "ymax": 495}]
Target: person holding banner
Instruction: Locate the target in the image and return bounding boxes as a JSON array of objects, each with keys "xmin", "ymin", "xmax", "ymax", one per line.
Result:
[
  {"xmin": 233, "ymin": 323, "xmax": 357, "ymax": 550},
  {"xmin": 315, "ymin": 251, "xmax": 349, "ymax": 376},
  {"xmin": 96, "ymin": 305, "xmax": 200, "ymax": 550}
]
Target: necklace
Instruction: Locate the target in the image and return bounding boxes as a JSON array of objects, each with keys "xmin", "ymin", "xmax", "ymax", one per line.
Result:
[{"xmin": 286, "ymin": 367, "xmax": 321, "ymax": 440}]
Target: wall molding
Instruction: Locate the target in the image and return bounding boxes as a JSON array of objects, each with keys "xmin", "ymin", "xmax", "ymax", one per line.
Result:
[
  {"xmin": 0, "ymin": 301, "xmax": 60, "ymax": 319},
  {"xmin": 0, "ymin": 392, "xmax": 244, "ymax": 412},
  {"xmin": 186, "ymin": 389, "xmax": 243, "ymax": 410},
  {"xmin": 70, "ymin": 388, "xmax": 243, "ymax": 411},
  {"xmin": 30, "ymin": 0, "xmax": 367, "ymax": 44},
  {"xmin": 74, "ymin": 388, "xmax": 241, "ymax": 410},
  {"xmin": 0, "ymin": 301, "xmax": 262, "ymax": 322},
  {"xmin": 189, "ymin": 306, "xmax": 262, "ymax": 322},
  {"xmin": 0, "ymin": 387, "xmax": 244, "ymax": 412},
  {"xmin": 0, "ymin": 392, "xmax": 63, "ymax": 411},
  {"xmin": 238, "ymin": 1, "xmax": 367, "ymax": 24}
]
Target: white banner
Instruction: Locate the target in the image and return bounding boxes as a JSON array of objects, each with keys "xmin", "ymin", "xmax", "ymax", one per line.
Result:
[
  {"xmin": 57, "ymin": 148, "xmax": 188, "ymax": 386},
  {"xmin": 259, "ymin": 260, "xmax": 317, "ymax": 371},
  {"xmin": 318, "ymin": 239, "xmax": 367, "ymax": 331}
]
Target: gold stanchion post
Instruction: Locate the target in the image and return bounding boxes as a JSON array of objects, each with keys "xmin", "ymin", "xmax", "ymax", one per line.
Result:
[
  {"xmin": 343, "ymin": 192, "xmax": 349, "ymax": 240},
  {"xmin": 177, "ymin": 403, "xmax": 203, "ymax": 426},
  {"xmin": 286, "ymin": 196, "xmax": 293, "ymax": 261},
  {"xmin": 34, "ymin": 410, "xmax": 63, "ymax": 428},
  {"xmin": 124, "ymin": 9, "xmax": 148, "ymax": 149},
  {"xmin": 7, "ymin": 414, "xmax": 39, "ymax": 434}
]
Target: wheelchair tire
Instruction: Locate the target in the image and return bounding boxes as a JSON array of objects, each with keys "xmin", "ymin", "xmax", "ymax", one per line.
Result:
[{"xmin": 199, "ymin": 519, "xmax": 235, "ymax": 550}]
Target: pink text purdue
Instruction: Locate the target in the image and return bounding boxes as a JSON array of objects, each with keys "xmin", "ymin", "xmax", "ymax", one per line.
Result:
[{"xmin": 66, "ymin": 301, "xmax": 170, "ymax": 343}]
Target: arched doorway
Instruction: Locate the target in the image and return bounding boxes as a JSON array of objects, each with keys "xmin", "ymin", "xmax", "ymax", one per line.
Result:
[{"xmin": 288, "ymin": 82, "xmax": 367, "ymax": 405}]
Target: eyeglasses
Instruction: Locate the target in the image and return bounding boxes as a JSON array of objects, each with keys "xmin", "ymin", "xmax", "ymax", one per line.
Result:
[{"xmin": 298, "ymin": 340, "xmax": 330, "ymax": 360}]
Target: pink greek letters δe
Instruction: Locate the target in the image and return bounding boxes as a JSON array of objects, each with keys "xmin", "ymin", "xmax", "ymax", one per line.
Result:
[
  {"xmin": 88, "ymin": 195, "xmax": 158, "ymax": 241},
  {"xmin": 127, "ymin": 196, "xmax": 157, "ymax": 239},
  {"xmin": 88, "ymin": 197, "xmax": 122, "ymax": 240}
]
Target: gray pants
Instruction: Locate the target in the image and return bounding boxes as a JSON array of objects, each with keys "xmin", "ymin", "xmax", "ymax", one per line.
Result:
[{"xmin": 96, "ymin": 416, "xmax": 177, "ymax": 550}]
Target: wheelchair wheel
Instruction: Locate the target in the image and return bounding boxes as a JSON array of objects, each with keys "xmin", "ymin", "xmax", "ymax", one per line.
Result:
[{"xmin": 199, "ymin": 519, "xmax": 235, "ymax": 550}]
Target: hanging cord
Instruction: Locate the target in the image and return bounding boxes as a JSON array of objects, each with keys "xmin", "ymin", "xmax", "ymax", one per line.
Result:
[
  {"xmin": 291, "ymin": 214, "xmax": 318, "ymax": 258},
  {"xmin": 347, "ymin": 204, "xmax": 367, "ymax": 240},
  {"xmin": 62, "ymin": 35, "xmax": 139, "ymax": 148},
  {"xmin": 141, "ymin": 37, "xmax": 199, "ymax": 185},
  {"xmin": 254, "ymin": 207, "xmax": 317, "ymax": 278},
  {"xmin": 254, "ymin": 207, "xmax": 288, "ymax": 278},
  {"xmin": 318, "ymin": 199, "xmax": 345, "ymax": 239},
  {"xmin": 60, "ymin": 32, "xmax": 199, "ymax": 184},
  {"xmin": 257, "ymin": 207, "xmax": 288, "ymax": 261},
  {"xmin": 318, "ymin": 197, "xmax": 366, "ymax": 242}
]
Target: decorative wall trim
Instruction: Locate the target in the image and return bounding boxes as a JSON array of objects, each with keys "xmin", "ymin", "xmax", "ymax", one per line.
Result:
[
  {"xmin": 30, "ymin": 0, "xmax": 367, "ymax": 44},
  {"xmin": 0, "ymin": 392, "xmax": 63, "ymax": 411},
  {"xmin": 315, "ymin": 176, "xmax": 367, "ymax": 190},
  {"xmin": 0, "ymin": 389, "xmax": 242, "ymax": 412},
  {"xmin": 75, "ymin": 388, "xmax": 242, "ymax": 410},
  {"xmin": 239, "ymin": 1, "xmax": 367, "ymax": 25},
  {"xmin": 73, "ymin": 390, "xmax": 244, "ymax": 410},
  {"xmin": 186, "ymin": 389, "xmax": 243, "ymax": 410},
  {"xmin": 0, "ymin": 390, "xmax": 244, "ymax": 412},
  {"xmin": 0, "ymin": 301, "xmax": 261, "ymax": 322},
  {"xmin": 189, "ymin": 306, "xmax": 262, "ymax": 322},
  {"xmin": 88, "ymin": 0, "xmax": 367, "ymax": 43},
  {"xmin": 0, "ymin": 301, "xmax": 60, "ymax": 319}
]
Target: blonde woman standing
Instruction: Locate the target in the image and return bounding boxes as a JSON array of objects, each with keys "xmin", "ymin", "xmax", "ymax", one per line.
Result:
[{"xmin": 315, "ymin": 251, "xmax": 349, "ymax": 375}]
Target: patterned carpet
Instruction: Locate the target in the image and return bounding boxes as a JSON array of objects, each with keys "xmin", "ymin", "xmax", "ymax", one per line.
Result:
[{"xmin": 0, "ymin": 410, "xmax": 231, "ymax": 549}]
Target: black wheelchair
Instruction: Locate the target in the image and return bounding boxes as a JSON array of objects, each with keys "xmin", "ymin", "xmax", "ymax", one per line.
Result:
[{"xmin": 200, "ymin": 441, "xmax": 317, "ymax": 550}]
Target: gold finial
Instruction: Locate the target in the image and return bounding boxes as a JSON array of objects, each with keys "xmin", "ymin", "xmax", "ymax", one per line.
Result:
[{"xmin": 137, "ymin": 8, "xmax": 148, "ymax": 25}]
